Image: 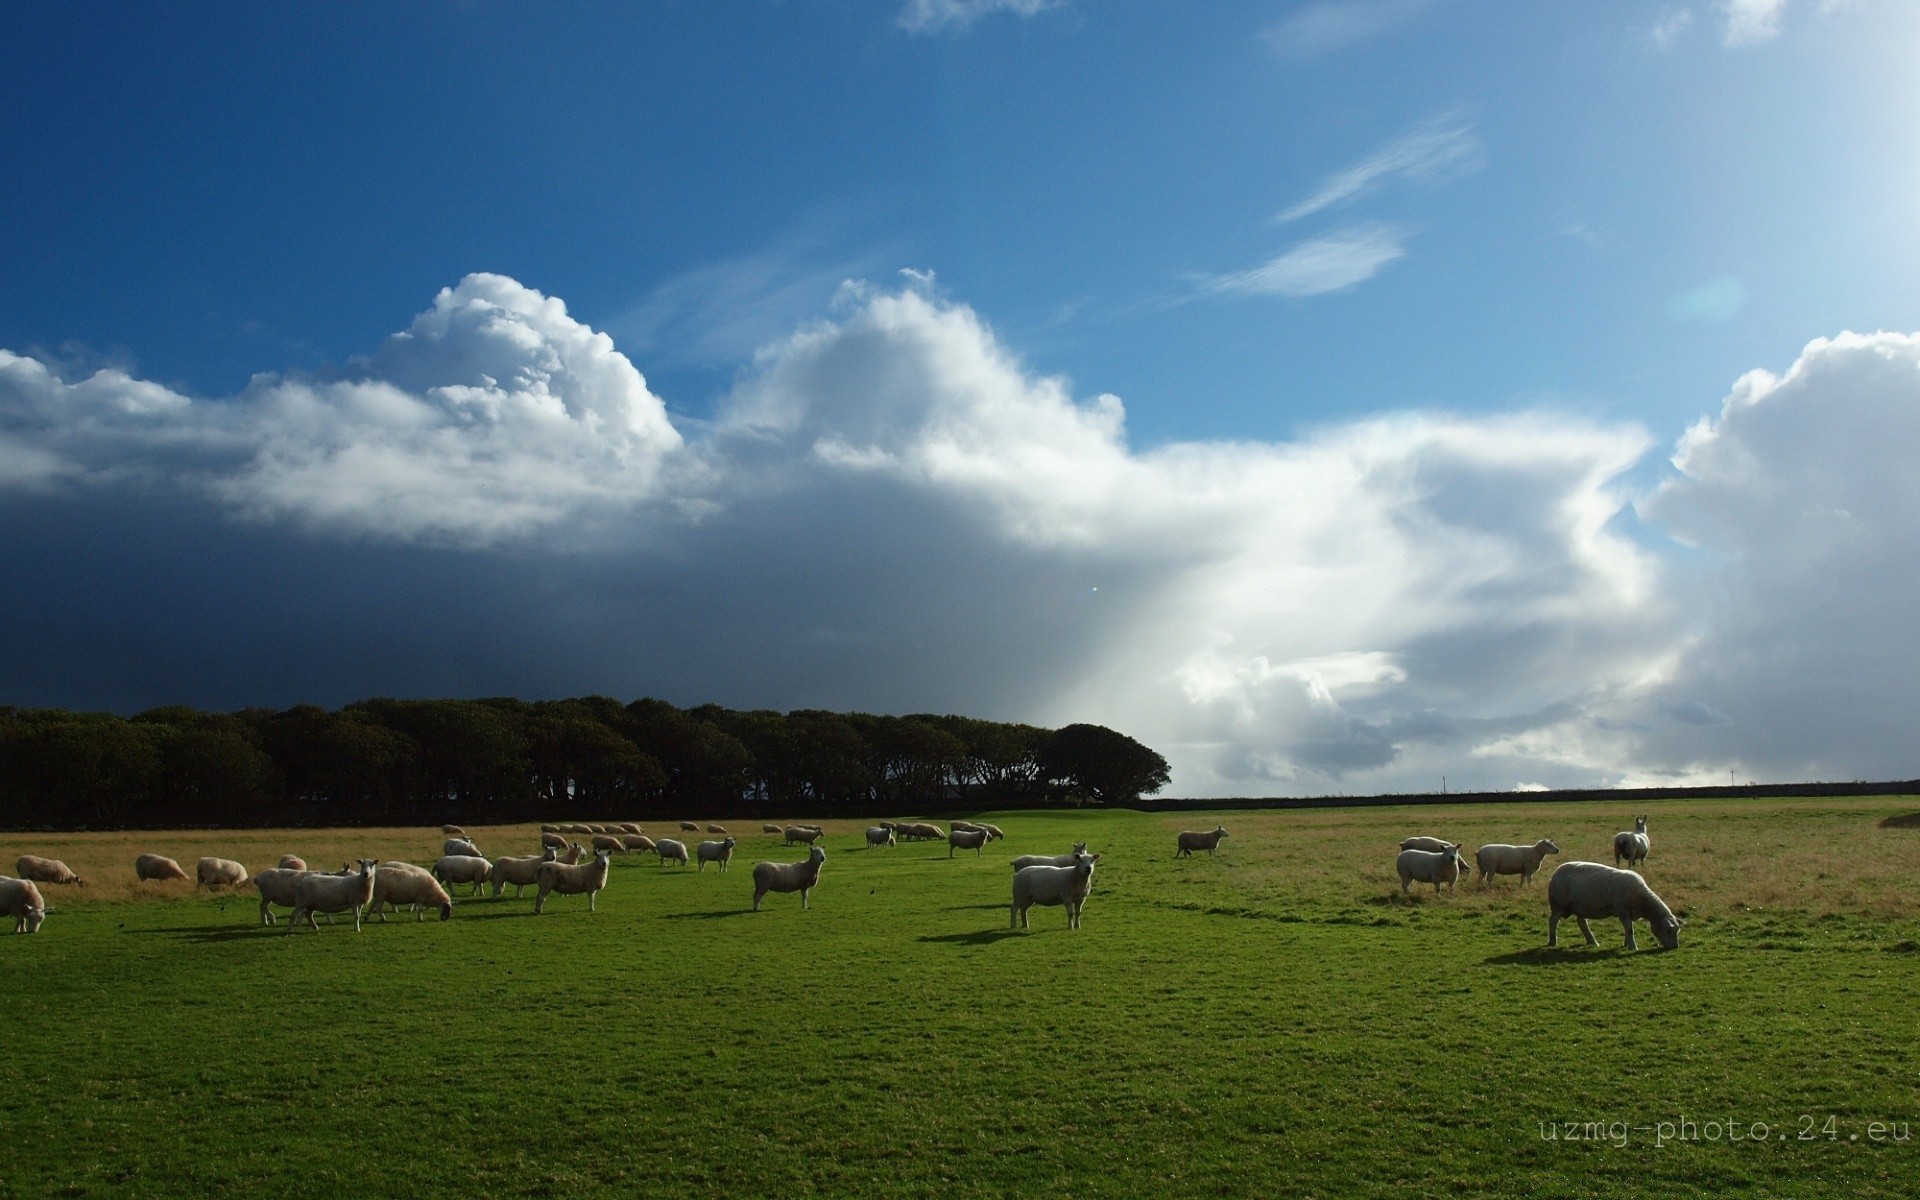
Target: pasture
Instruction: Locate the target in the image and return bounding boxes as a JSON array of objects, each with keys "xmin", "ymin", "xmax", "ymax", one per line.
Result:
[{"xmin": 4, "ymin": 797, "xmax": 1918, "ymax": 1198}]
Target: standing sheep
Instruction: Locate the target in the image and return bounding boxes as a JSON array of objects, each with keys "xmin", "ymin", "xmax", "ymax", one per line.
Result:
[
  {"xmin": 978, "ymin": 823, "xmax": 1005, "ymax": 842},
  {"xmin": 865, "ymin": 826, "xmax": 895, "ymax": 849},
  {"xmin": 440, "ymin": 824, "xmax": 465, "ymax": 836},
  {"xmin": 490, "ymin": 847, "xmax": 559, "ymax": 898},
  {"xmin": 762, "ymin": 824, "xmax": 783, "ymax": 835},
  {"xmin": 751, "ymin": 846, "xmax": 826, "ymax": 911},
  {"xmin": 1010, "ymin": 842, "xmax": 1090, "ymax": 872},
  {"xmin": 621, "ymin": 834, "xmax": 656, "ymax": 854},
  {"xmin": 368, "ymin": 861, "xmax": 453, "ymax": 922},
  {"xmin": 1547, "ymin": 861, "xmax": 1682, "ymax": 951},
  {"xmin": 782, "ymin": 825, "xmax": 824, "ymax": 846},
  {"xmin": 134, "ymin": 853, "xmax": 190, "ymax": 883},
  {"xmin": 948, "ymin": 827, "xmax": 990, "ymax": 857},
  {"xmin": 534, "ymin": 848, "xmax": 614, "ymax": 913},
  {"xmin": 697, "ymin": 837, "xmax": 737, "ymax": 872},
  {"xmin": 16, "ymin": 855, "xmax": 83, "ymax": 886},
  {"xmin": 432, "ymin": 855, "xmax": 493, "ymax": 897},
  {"xmin": 443, "ymin": 837, "xmax": 483, "ymax": 859},
  {"xmin": 655, "ymin": 838, "xmax": 690, "ymax": 867},
  {"xmin": 680, "ymin": 821, "xmax": 700, "ymax": 832},
  {"xmin": 1399, "ymin": 836, "xmax": 1454, "ymax": 853},
  {"xmin": 1476, "ymin": 839, "xmax": 1561, "ymax": 886},
  {"xmin": 706, "ymin": 823, "xmax": 728, "ymax": 835},
  {"xmin": 591, "ymin": 834, "xmax": 628, "ymax": 854},
  {"xmin": 254, "ymin": 868, "xmax": 311, "ymax": 925},
  {"xmin": 1011, "ymin": 852, "xmax": 1099, "ymax": 930},
  {"xmin": 2, "ymin": 877, "xmax": 47, "ymax": 933},
  {"xmin": 541, "ymin": 832, "xmax": 570, "ymax": 851},
  {"xmin": 1175, "ymin": 827, "xmax": 1230, "ymax": 858},
  {"xmin": 1613, "ymin": 817, "xmax": 1650, "ymax": 870},
  {"xmin": 1396, "ymin": 844, "xmax": 1467, "ymax": 895},
  {"xmin": 195, "ymin": 857, "xmax": 247, "ymax": 890},
  {"xmin": 288, "ymin": 860, "xmax": 378, "ymax": 932}
]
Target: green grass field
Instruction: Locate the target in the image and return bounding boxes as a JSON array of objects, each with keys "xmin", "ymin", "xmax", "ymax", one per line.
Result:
[{"xmin": 4, "ymin": 798, "xmax": 1918, "ymax": 1198}]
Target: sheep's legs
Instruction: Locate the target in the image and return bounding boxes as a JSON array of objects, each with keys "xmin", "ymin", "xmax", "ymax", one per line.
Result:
[
  {"xmin": 1575, "ymin": 915, "xmax": 1596, "ymax": 945},
  {"xmin": 1547, "ymin": 911, "xmax": 1559, "ymax": 946},
  {"xmin": 1620, "ymin": 918, "xmax": 1638, "ymax": 951}
]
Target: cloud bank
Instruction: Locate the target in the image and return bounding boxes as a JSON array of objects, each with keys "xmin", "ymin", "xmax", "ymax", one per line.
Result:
[{"xmin": 4, "ymin": 274, "xmax": 1917, "ymax": 793}]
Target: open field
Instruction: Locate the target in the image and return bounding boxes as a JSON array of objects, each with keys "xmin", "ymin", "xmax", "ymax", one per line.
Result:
[{"xmin": 4, "ymin": 797, "xmax": 1918, "ymax": 1198}]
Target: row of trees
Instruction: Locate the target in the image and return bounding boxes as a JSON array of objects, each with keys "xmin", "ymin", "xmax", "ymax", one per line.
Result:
[{"xmin": 0, "ymin": 697, "xmax": 1171, "ymax": 830}]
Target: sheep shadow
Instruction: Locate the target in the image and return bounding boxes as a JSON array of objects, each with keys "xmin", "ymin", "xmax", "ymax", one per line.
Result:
[
  {"xmin": 917, "ymin": 929, "xmax": 1022, "ymax": 947},
  {"xmin": 1484, "ymin": 946, "xmax": 1628, "ymax": 966},
  {"xmin": 1878, "ymin": 812, "xmax": 1920, "ymax": 829},
  {"xmin": 661, "ymin": 909, "xmax": 756, "ymax": 921},
  {"xmin": 943, "ymin": 903, "xmax": 1010, "ymax": 912},
  {"xmin": 127, "ymin": 925, "xmax": 309, "ymax": 943}
]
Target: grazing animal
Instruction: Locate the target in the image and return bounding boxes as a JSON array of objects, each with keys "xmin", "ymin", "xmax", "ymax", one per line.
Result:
[
  {"xmin": 591, "ymin": 834, "xmax": 628, "ymax": 854},
  {"xmin": 697, "ymin": 837, "xmax": 737, "ymax": 872},
  {"xmin": 541, "ymin": 832, "xmax": 569, "ymax": 851},
  {"xmin": 1010, "ymin": 842, "xmax": 1089, "ymax": 872},
  {"xmin": 621, "ymin": 834, "xmax": 655, "ymax": 854},
  {"xmin": 762, "ymin": 824, "xmax": 784, "ymax": 835},
  {"xmin": 1011, "ymin": 852, "xmax": 1099, "ymax": 930},
  {"xmin": 1613, "ymin": 817, "xmax": 1650, "ymax": 870},
  {"xmin": 1399, "ymin": 836, "xmax": 1454, "ymax": 853},
  {"xmin": 278, "ymin": 854, "xmax": 308, "ymax": 871},
  {"xmin": 440, "ymin": 824, "xmax": 465, "ymax": 836},
  {"xmin": 1476, "ymin": 839, "xmax": 1560, "ymax": 886},
  {"xmin": 978, "ymin": 823, "xmax": 1005, "ymax": 841},
  {"xmin": 1175, "ymin": 827, "xmax": 1230, "ymax": 858},
  {"xmin": 432, "ymin": 855, "xmax": 493, "ymax": 897},
  {"xmin": 134, "ymin": 853, "xmax": 190, "ymax": 883},
  {"xmin": 655, "ymin": 838, "xmax": 690, "ymax": 867},
  {"xmin": 752, "ymin": 846, "xmax": 826, "ymax": 911},
  {"xmin": 490, "ymin": 847, "xmax": 559, "ymax": 898},
  {"xmin": 368, "ymin": 861, "xmax": 453, "ymax": 922},
  {"xmin": 443, "ymin": 837, "xmax": 482, "ymax": 859},
  {"xmin": 288, "ymin": 860, "xmax": 378, "ymax": 932},
  {"xmin": 540, "ymin": 824, "xmax": 560, "ymax": 833},
  {"xmin": 1396, "ymin": 844, "xmax": 1468, "ymax": 895},
  {"xmin": 254, "ymin": 867, "xmax": 316, "ymax": 925},
  {"xmin": 534, "ymin": 848, "xmax": 614, "ymax": 913},
  {"xmin": 948, "ymin": 827, "xmax": 991, "ymax": 857},
  {"xmin": 865, "ymin": 826, "xmax": 895, "ymax": 848},
  {"xmin": 706, "ymin": 823, "xmax": 728, "ymax": 835},
  {"xmin": 950, "ymin": 820, "xmax": 982, "ymax": 833},
  {"xmin": 618, "ymin": 823, "xmax": 643, "ymax": 834},
  {"xmin": 194, "ymin": 857, "xmax": 247, "ymax": 890},
  {"xmin": 2, "ymin": 877, "xmax": 47, "ymax": 933},
  {"xmin": 16, "ymin": 855, "xmax": 83, "ymax": 886},
  {"xmin": 783, "ymin": 825, "xmax": 824, "ymax": 846},
  {"xmin": 1547, "ymin": 861, "xmax": 1682, "ymax": 951},
  {"xmin": 680, "ymin": 821, "xmax": 700, "ymax": 832}
]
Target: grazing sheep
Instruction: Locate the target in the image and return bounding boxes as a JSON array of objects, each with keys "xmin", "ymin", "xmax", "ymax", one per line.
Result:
[
  {"xmin": 706, "ymin": 823, "xmax": 728, "ymax": 835},
  {"xmin": 655, "ymin": 838, "xmax": 690, "ymax": 867},
  {"xmin": 697, "ymin": 837, "xmax": 737, "ymax": 872},
  {"xmin": 978, "ymin": 823, "xmax": 1005, "ymax": 842},
  {"xmin": 948, "ymin": 827, "xmax": 991, "ymax": 857},
  {"xmin": 680, "ymin": 821, "xmax": 700, "ymax": 832},
  {"xmin": 762, "ymin": 823, "xmax": 783, "ymax": 835},
  {"xmin": 1476, "ymin": 839, "xmax": 1561, "ymax": 886},
  {"xmin": 490, "ymin": 847, "xmax": 559, "ymax": 898},
  {"xmin": 432, "ymin": 854, "xmax": 493, "ymax": 897},
  {"xmin": 288, "ymin": 860, "xmax": 378, "ymax": 932},
  {"xmin": 541, "ymin": 831, "xmax": 570, "ymax": 851},
  {"xmin": 866, "ymin": 825, "xmax": 895, "ymax": 848},
  {"xmin": 621, "ymin": 834, "xmax": 655, "ymax": 854},
  {"xmin": 16, "ymin": 855, "xmax": 83, "ymax": 887},
  {"xmin": 1613, "ymin": 817, "xmax": 1650, "ymax": 870},
  {"xmin": 751, "ymin": 846, "xmax": 826, "ymax": 911},
  {"xmin": 369, "ymin": 861, "xmax": 453, "ymax": 922},
  {"xmin": 905, "ymin": 822, "xmax": 945, "ymax": 842},
  {"xmin": 783, "ymin": 825, "xmax": 824, "ymax": 846},
  {"xmin": 443, "ymin": 837, "xmax": 482, "ymax": 859},
  {"xmin": 591, "ymin": 834, "xmax": 628, "ymax": 854},
  {"xmin": 1399, "ymin": 836, "xmax": 1454, "ymax": 853},
  {"xmin": 618, "ymin": 823, "xmax": 643, "ymax": 835},
  {"xmin": 534, "ymin": 848, "xmax": 614, "ymax": 913},
  {"xmin": 1175, "ymin": 827, "xmax": 1230, "ymax": 858},
  {"xmin": 195, "ymin": 857, "xmax": 247, "ymax": 890},
  {"xmin": 278, "ymin": 854, "xmax": 308, "ymax": 871},
  {"xmin": 1547, "ymin": 861, "xmax": 1682, "ymax": 951},
  {"xmin": 134, "ymin": 853, "xmax": 190, "ymax": 883},
  {"xmin": 1011, "ymin": 852, "xmax": 1099, "ymax": 930},
  {"xmin": 540, "ymin": 824, "xmax": 560, "ymax": 833},
  {"xmin": 1010, "ymin": 842, "xmax": 1090, "ymax": 872},
  {"xmin": 951, "ymin": 820, "xmax": 981, "ymax": 833},
  {"xmin": 2, "ymin": 877, "xmax": 47, "ymax": 933},
  {"xmin": 559, "ymin": 841, "xmax": 586, "ymax": 864},
  {"xmin": 1396, "ymin": 844, "xmax": 1468, "ymax": 895},
  {"xmin": 254, "ymin": 868, "xmax": 311, "ymax": 925},
  {"xmin": 440, "ymin": 824, "xmax": 465, "ymax": 836},
  {"xmin": 559, "ymin": 823, "xmax": 587, "ymax": 835}
]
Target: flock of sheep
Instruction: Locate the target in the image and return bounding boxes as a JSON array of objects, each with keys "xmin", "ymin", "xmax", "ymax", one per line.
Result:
[{"xmin": 0, "ymin": 812, "xmax": 1683, "ymax": 949}]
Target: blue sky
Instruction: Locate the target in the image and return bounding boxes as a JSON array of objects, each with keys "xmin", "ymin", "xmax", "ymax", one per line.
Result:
[{"xmin": 4, "ymin": 0, "xmax": 1919, "ymax": 794}]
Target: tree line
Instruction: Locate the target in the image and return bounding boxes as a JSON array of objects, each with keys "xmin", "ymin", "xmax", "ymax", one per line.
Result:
[{"xmin": 0, "ymin": 697, "xmax": 1172, "ymax": 831}]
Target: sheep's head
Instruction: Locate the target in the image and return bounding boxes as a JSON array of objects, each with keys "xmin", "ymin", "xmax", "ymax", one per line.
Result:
[
  {"xmin": 437, "ymin": 901, "xmax": 453, "ymax": 921},
  {"xmin": 1541, "ymin": 839, "xmax": 1561, "ymax": 855},
  {"xmin": 1652, "ymin": 913, "xmax": 1682, "ymax": 950}
]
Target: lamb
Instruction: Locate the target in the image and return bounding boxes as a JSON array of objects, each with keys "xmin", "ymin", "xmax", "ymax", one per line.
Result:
[
  {"xmin": 783, "ymin": 825, "xmax": 824, "ymax": 846},
  {"xmin": 1476, "ymin": 839, "xmax": 1561, "ymax": 886},
  {"xmin": 195, "ymin": 856, "xmax": 247, "ymax": 890},
  {"xmin": 1175, "ymin": 827, "xmax": 1229, "ymax": 858},
  {"xmin": 655, "ymin": 838, "xmax": 690, "ymax": 867},
  {"xmin": 288, "ymin": 859, "xmax": 378, "ymax": 932},
  {"xmin": 490, "ymin": 847, "xmax": 559, "ymax": 898},
  {"xmin": 368, "ymin": 861, "xmax": 453, "ymax": 922},
  {"xmin": 541, "ymin": 832, "xmax": 570, "ymax": 851},
  {"xmin": 751, "ymin": 845, "xmax": 826, "ymax": 911},
  {"xmin": 591, "ymin": 834, "xmax": 628, "ymax": 854},
  {"xmin": 697, "ymin": 837, "xmax": 737, "ymax": 872},
  {"xmin": 1396, "ymin": 844, "xmax": 1468, "ymax": 895},
  {"xmin": 279, "ymin": 854, "xmax": 308, "ymax": 871},
  {"xmin": 706, "ymin": 823, "xmax": 728, "ymax": 834},
  {"xmin": 865, "ymin": 826, "xmax": 895, "ymax": 848},
  {"xmin": 534, "ymin": 848, "xmax": 614, "ymax": 913},
  {"xmin": 432, "ymin": 854, "xmax": 493, "ymax": 897},
  {"xmin": 948, "ymin": 827, "xmax": 991, "ymax": 857},
  {"xmin": 1, "ymin": 877, "xmax": 47, "ymax": 933},
  {"xmin": 1613, "ymin": 817, "xmax": 1650, "ymax": 870},
  {"xmin": 1399, "ymin": 836, "xmax": 1454, "ymax": 853},
  {"xmin": 440, "ymin": 824, "xmax": 465, "ymax": 836},
  {"xmin": 1010, "ymin": 842, "xmax": 1090, "ymax": 872},
  {"xmin": 1011, "ymin": 852, "xmax": 1099, "ymax": 930},
  {"xmin": 134, "ymin": 853, "xmax": 191, "ymax": 883},
  {"xmin": 443, "ymin": 837, "xmax": 482, "ymax": 859},
  {"xmin": 1547, "ymin": 861, "xmax": 1682, "ymax": 951},
  {"xmin": 16, "ymin": 855, "xmax": 83, "ymax": 886},
  {"xmin": 762, "ymin": 824, "xmax": 783, "ymax": 835},
  {"xmin": 680, "ymin": 821, "xmax": 700, "ymax": 832},
  {"xmin": 621, "ymin": 834, "xmax": 656, "ymax": 854}
]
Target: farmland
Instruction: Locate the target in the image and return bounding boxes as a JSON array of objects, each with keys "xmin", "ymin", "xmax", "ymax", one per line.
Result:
[{"xmin": 4, "ymin": 797, "xmax": 1918, "ymax": 1198}]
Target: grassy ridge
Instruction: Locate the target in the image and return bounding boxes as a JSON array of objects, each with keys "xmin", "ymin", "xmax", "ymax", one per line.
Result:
[{"xmin": 4, "ymin": 799, "xmax": 1918, "ymax": 1198}]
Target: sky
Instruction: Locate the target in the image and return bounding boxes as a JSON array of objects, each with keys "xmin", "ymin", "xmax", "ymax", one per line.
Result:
[{"xmin": 3, "ymin": 0, "xmax": 1919, "ymax": 796}]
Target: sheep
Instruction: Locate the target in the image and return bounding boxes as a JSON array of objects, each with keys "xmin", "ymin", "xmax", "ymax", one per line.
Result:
[
  {"xmin": 534, "ymin": 848, "xmax": 613, "ymax": 913},
  {"xmin": 254, "ymin": 867, "xmax": 310, "ymax": 925},
  {"xmin": 783, "ymin": 825, "xmax": 824, "ymax": 846},
  {"xmin": 865, "ymin": 825, "xmax": 895, "ymax": 849},
  {"xmin": 978, "ymin": 822, "xmax": 1005, "ymax": 842},
  {"xmin": 591, "ymin": 834, "xmax": 628, "ymax": 854},
  {"xmin": 1011, "ymin": 852, "xmax": 1099, "ymax": 930},
  {"xmin": 948, "ymin": 827, "xmax": 991, "ymax": 857},
  {"xmin": 490, "ymin": 847, "xmax": 559, "ymax": 898},
  {"xmin": 1476, "ymin": 839, "xmax": 1561, "ymax": 886},
  {"xmin": 1396, "ymin": 844, "xmax": 1468, "ymax": 895},
  {"xmin": 16, "ymin": 855, "xmax": 83, "ymax": 886},
  {"xmin": 2, "ymin": 877, "xmax": 47, "ymax": 933},
  {"xmin": 655, "ymin": 838, "xmax": 690, "ymax": 867},
  {"xmin": 195, "ymin": 856, "xmax": 247, "ymax": 890},
  {"xmin": 540, "ymin": 824, "xmax": 560, "ymax": 833},
  {"xmin": 443, "ymin": 837, "xmax": 482, "ymax": 859},
  {"xmin": 440, "ymin": 824, "xmax": 465, "ymax": 836},
  {"xmin": 1547, "ymin": 861, "xmax": 1683, "ymax": 951},
  {"xmin": 951, "ymin": 820, "xmax": 982, "ymax": 833},
  {"xmin": 558, "ymin": 841, "xmax": 587, "ymax": 864},
  {"xmin": 540, "ymin": 831, "xmax": 570, "ymax": 851},
  {"xmin": 680, "ymin": 821, "xmax": 700, "ymax": 832},
  {"xmin": 432, "ymin": 854, "xmax": 493, "ymax": 897},
  {"xmin": 1010, "ymin": 842, "xmax": 1090, "ymax": 872},
  {"xmin": 904, "ymin": 822, "xmax": 945, "ymax": 842},
  {"xmin": 278, "ymin": 854, "xmax": 308, "ymax": 871},
  {"xmin": 1613, "ymin": 816, "xmax": 1650, "ymax": 870},
  {"xmin": 751, "ymin": 845, "xmax": 826, "ymax": 911},
  {"xmin": 706, "ymin": 823, "xmax": 728, "ymax": 835},
  {"xmin": 697, "ymin": 837, "xmax": 737, "ymax": 872},
  {"xmin": 619, "ymin": 822, "xmax": 643, "ymax": 835},
  {"xmin": 1175, "ymin": 827, "xmax": 1230, "ymax": 858},
  {"xmin": 762, "ymin": 824, "xmax": 783, "ymax": 835},
  {"xmin": 1399, "ymin": 836, "xmax": 1454, "ymax": 853},
  {"xmin": 562, "ymin": 823, "xmax": 591, "ymax": 835},
  {"xmin": 621, "ymin": 834, "xmax": 656, "ymax": 854},
  {"xmin": 368, "ymin": 861, "xmax": 453, "ymax": 922},
  {"xmin": 134, "ymin": 853, "xmax": 190, "ymax": 883},
  {"xmin": 288, "ymin": 859, "xmax": 378, "ymax": 932}
]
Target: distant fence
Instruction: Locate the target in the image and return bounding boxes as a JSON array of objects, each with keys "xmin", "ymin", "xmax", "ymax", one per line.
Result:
[{"xmin": 1117, "ymin": 779, "xmax": 1920, "ymax": 814}]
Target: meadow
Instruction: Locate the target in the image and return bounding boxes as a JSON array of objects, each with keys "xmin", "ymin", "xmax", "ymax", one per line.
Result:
[{"xmin": 3, "ymin": 797, "xmax": 1917, "ymax": 1198}]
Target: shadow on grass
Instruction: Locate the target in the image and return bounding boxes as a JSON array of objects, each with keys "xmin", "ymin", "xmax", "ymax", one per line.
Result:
[
  {"xmin": 661, "ymin": 909, "xmax": 757, "ymax": 921},
  {"xmin": 1878, "ymin": 812, "xmax": 1920, "ymax": 829},
  {"xmin": 917, "ymin": 929, "xmax": 1022, "ymax": 946},
  {"xmin": 944, "ymin": 903, "xmax": 1009, "ymax": 911},
  {"xmin": 1484, "ymin": 946, "xmax": 1628, "ymax": 966}
]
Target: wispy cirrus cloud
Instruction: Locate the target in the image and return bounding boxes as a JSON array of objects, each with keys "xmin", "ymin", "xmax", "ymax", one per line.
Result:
[
  {"xmin": 1276, "ymin": 116, "xmax": 1481, "ymax": 224},
  {"xmin": 898, "ymin": 0, "xmax": 1064, "ymax": 35},
  {"xmin": 1263, "ymin": 0, "xmax": 1435, "ymax": 59},
  {"xmin": 1721, "ymin": 0, "xmax": 1787, "ymax": 44},
  {"xmin": 1200, "ymin": 223, "xmax": 1408, "ymax": 299}
]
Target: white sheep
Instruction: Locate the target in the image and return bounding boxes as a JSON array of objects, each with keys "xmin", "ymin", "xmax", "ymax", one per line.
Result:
[
  {"xmin": 540, "ymin": 824, "xmax": 560, "ymax": 834},
  {"xmin": 195, "ymin": 856, "xmax": 247, "ymax": 890},
  {"xmin": 254, "ymin": 867, "xmax": 312, "ymax": 925},
  {"xmin": 432, "ymin": 854, "xmax": 493, "ymax": 896},
  {"xmin": 751, "ymin": 846, "xmax": 826, "ymax": 911},
  {"xmin": 278, "ymin": 854, "xmax": 308, "ymax": 871},
  {"xmin": 16, "ymin": 855, "xmax": 83, "ymax": 886},
  {"xmin": 655, "ymin": 838, "xmax": 690, "ymax": 866},
  {"xmin": 706, "ymin": 823, "xmax": 728, "ymax": 835},
  {"xmin": 1396, "ymin": 844, "xmax": 1467, "ymax": 894},
  {"xmin": 134, "ymin": 853, "xmax": 190, "ymax": 883},
  {"xmin": 948, "ymin": 827, "xmax": 990, "ymax": 857},
  {"xmin": 782, "ymin": 825, "xmax": 824, "ymax": 846},
  {"xmin": 288, "ymin": 859, "xmax": 378, "ymax": 932},
  {"xmin": 978, "ymin": 823, "xmax": 1005, "ymax": 842},
  {"xmin": 762, "ymin": 823, "xmax": 784, "ymax": 835},
  {"xmin": 1010, "ymin": 842, "xmax": 1089, "ymax": 871},
  {"xmin": 1613, "ymin": 816, "xmax": 1650, "ymax": 870},
  {"xmin": 697, "ymin": 837, "xmax": 737, "ymax": 872},
  {"xmin": 591, "ymin": 834, "xmax": 628, "ymax": 854},
  {"xmin": 368, "ymin": 861, "xmax": 453, "ymax": 922},
  {"xmin": 1476, "ymin": 839, "xmax": 1561, "ymax": 885},
  {"xmin": 540, "ymin": 831, "xmax": 570, "ymax": 851},
  {"xmin": 907, "ymin": 822, "xmax": 944, "ymax": 842},
  {"xmin": 490, "ymin": 847, "xmax": 559, "ymax": 898},
  {"xmin": 1399, "ymin": 836, "xmax": 1454, "ymax": 853},
  {"xmin": 534, "ymin": 848, "xmax": 613, "ymax": 913},
  {"xmin": 1011, "ymin": 852, "xmax": 1099, "ymax": 930},
  {"xmin": 443, "ymin": 837, "xmax": 482, "ymax": 859},
  {"xmin": 951, "ymin": 820, "xmax": 981, "ymax": 833},
  {"xmin": 1175, "ymin": 827, "xmax": 1229, "ymax": 858},
  {"xmin": 865, "ymin": 825, "xmax": 895, "ymax": 848},
  {"xmin": 440, "ymin": 824, "xmax": 465, "ymax": 836},
  {"xmin": 680, "ymin": 821, "xmax": 700, "ymax": 832},
  {"xmin": 2, "ymin": 877, "xmax": 47, "ymax": 933},
  {"xmin": 1547, "ymin": 861, "xmax": 1682, "ymax": 951},
  {"xmin": 621, "ymin": 834, "xmax": 656, "ymax": 854}
]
